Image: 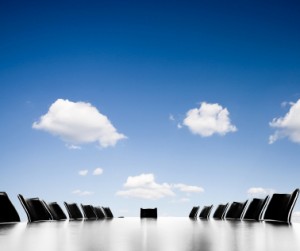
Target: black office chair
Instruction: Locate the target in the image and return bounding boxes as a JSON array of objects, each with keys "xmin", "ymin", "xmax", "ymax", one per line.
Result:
[
  {"xmin": 263, "ymin": 189, "xmax": 299, "ymax": 223},
  {"xmin": 102, "ymin": 207, "xmax": 114, "ymax": 218},
  {"xmin": 64, "ymin": 202, "xmax": 84, "ymax": 220},
  {"xmin": 189, "ymin": 206, "xmax": 200, "ymax": 218},
  {"xmin": 94, "ymin": 206, "xmax": 106, "ymax": 219},
  {"xmin": 43, "ymin": 201, "xmax": 67, "ymax": 220},
  {"xmin": 225, "ymin": 200, "xmax": 248, "ymax": 220},
  {"xmin": 81, "ymin": 204, "xmax": 97, "ymax": 220},
  {"xmin": 140, "ymin": 208, "xmax": 157, "ymax": 218},
  {"xmin": 199, "ymin": 205, "xmax": 213, "ymax": 219},
  {"xmin": 243, "ymin": 196, "xmax": 269, "ymax": 221},
  {"xmin": 213, "ymin": 203, "xmax": 229, "ymax": 220},
  {"xmin": 18, "ymin": 194, "xmax": 52, "ymax": 222},
  {"xmin": 0, "ymin": 192, "xmax": 20, "ymax": 223}
]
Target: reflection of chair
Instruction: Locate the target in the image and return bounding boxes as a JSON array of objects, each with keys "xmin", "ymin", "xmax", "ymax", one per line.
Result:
[
  {"xmin": 243, "ymin": 196, "xmax": 269, "ymax": 221},
  {"xmin": 81, "ymin": 204, "xmax": 97, "ymax": 220},
  {"xmin": 18, "ymin": 194, "xmax": 52, "ymax": 222},
  {"xmin": 64, "ymin": 202, "xmax": 83, "ymax": 220},
  {"xmin": 225, "ymin": 200, "xmax": 248, "ymax": 220},
  {"xmin": 140, "ymin": 208, "xmax": 157, "ymax": 218},
  {"xmin": 102, "ymin": 207, "xmax": 114, "ymax": 218},
  {"xmin": 189, "ymin": 206, "xmax": 200, "ymax": 218},
  {"xmin": 199, "ymin": 205, "xmax": 213, "ymax": 219},
  {"xmin": 43, "ymin": 201, "xmax": 67, "ymax": 220},
  {"xmin": 94, "ymin": 206, "xmax": 106, "ymax": 219},
  {"xmin": 0, "ymin": 192, "xmax": 20, "ymax": 223},
  {"xmin": 263, "ymin": 189, "xmax": 299, "ymax": 223},
  {"xmin": 213, "ymin": 203, "xmax": 229, "ymax": 220}
]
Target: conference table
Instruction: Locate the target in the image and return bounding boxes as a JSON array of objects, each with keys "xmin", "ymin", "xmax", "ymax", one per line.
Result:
[{"xmin": 1, "ymin": 217, "xmax": 300, "ymax": 251}]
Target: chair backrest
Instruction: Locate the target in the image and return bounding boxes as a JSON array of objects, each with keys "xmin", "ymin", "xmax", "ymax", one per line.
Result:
[
  {"xmin": 213, "ymin": 203, "xmax": 229, "ymax": 219},
  {"xmin": 0, "ymin": 192, "xmax": 20, "ymax": 223},
  {"xmin": 64, "ymin": 202, "xmax": 83, "ymax": 220},
  {"xmin": 263, "ymin": 189, "xmax": 299, "ymax": 223},
  {"xmin": 225, "ymin": 200, "xmax": 248, "ymax": 220},
  {"xmin": 140, "ymin": 208, "xmax": 157, "ymax": 218},
  {"xmin": 102, "ymin": 207, "xmax": 114, "ymax": 218},
  {"xmin": 18, "ymin": 194, "xmax": 52, "ymax": 222},
  {"xmin": 243, "ymin": 196, "xmax": 269, "ymax": 221},
  {"xmin": 199, "ymin": 205, "xmax": 213, "ymax": 219},
  {"xmin": 94, "ymin": 206, "xmax": 106, "ymax": 219},
  {"xmin": 44, "ymin": 201, "xmax": 67, "ymax": 220},
  {"xmin": 189, "ymin": 206, "xmax": 200, "ymax": 218},
  {"xmin": 81, "ymin": 204, "xmax": 97, "ymax": 220}
]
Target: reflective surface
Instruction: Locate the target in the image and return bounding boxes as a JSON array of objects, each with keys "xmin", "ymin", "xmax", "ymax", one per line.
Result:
[{"xmin": 1, "ymin": 218, "xmax": 300, "ymax": 251}]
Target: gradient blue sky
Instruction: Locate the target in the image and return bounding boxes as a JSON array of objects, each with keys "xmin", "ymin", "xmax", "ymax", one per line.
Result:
[{"xmin": 1, "ymin": 0, "xmax": 300, "ymax": 220}]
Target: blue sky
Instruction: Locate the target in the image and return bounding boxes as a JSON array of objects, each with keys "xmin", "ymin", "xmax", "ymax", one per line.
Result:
[{"xmin": 1, "ymin": 0, "xmax": 300, "ymax": 220}]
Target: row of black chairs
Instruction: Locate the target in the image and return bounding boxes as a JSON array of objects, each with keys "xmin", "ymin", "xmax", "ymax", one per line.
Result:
[
  {"xmin": 189, "ymin": 188, "xmax": 299, "ymax": 223},
  {"xmin": 1, "ymin": 189, "xmax": 299, "ymax": 223},
  {"xmin": 0, "ymin": 192, "xmax": 114, "ymax": 223}
]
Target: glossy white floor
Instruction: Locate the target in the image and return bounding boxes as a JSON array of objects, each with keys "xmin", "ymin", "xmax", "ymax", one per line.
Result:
[{"xmin": 1, "ymin": 218, "xmax": 300, "ymax": 251}]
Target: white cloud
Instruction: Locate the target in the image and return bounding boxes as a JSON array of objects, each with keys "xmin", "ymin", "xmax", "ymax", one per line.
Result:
[
  {"xmin": 247, "ymin": 187, "xmax": 275, "ymax": 197},
  {"xmin": 124, "ymin": 173, "xmax": 155, "ymax": 188},
  {"xmin": 116, "ymin": 187, "xmax": 174, "ymax": 200},
  {"xmin": 173, "ymin": 183, "xmax": 204, "ymax": 193},
  {"xmin": 177, "ymin": 123, "xmax": 183, "ymax": 129},
  {"xmin": 169, "ymin": 114, "xmax": 175, "ymax": 121},
  {"xmin": 78, "ymin": 170, "xmax": 88, "ymax": 176},
  {"xmin": 116, "ymin": 173, "xmax": 175, "ymax": 199},
  {"xmin": 66, "ymin": 144, "xmax": 82, "ymax": 150},
  {"xmin": 32, "ymin": 99, "xmax": 127, "ymax": 148},
  {"xmin": 183, "ymin": 102, "xmax": 237, "ymax": 137},
  {"xmin": 269, "ymin": 99, "xmax": 300, "ymax": 144},
  {"xmin": 93, "ymin": 167, "xmax": 103, "ymax": 176},
  {"xmin": 116, "ymin": 173, "xmax": 205, "ymax": 200},
  {"xmin": 72, "ymin": 189, "xmax": 93, "ymax": 196}
]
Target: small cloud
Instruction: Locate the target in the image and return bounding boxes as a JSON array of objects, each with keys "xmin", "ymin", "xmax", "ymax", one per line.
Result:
[
  {"xmin": 93, "ymin": 167, "xmax": 103, "ymax": 176},
  {"xmin": 169, "ymin": 114, "xmax": 175, "ymax": 121},
  {"xmin": 72, "ymin": 189, "xmax": 93, "ymax": 196},
  {"xmin": 177, "ymin": 123, "xmax": 183, "ymax": 129},
  {"xmin": 269, "ymin": 99, "xmax": 300, "ymax": 144},
  {"xmin": 32, "ymin": 99, "xmax": 127, "ymax": 148},
  {"xmin": 78, "ymin": 170, "xmax": 88, "ymax": 176},
  {"xmin": 66, "ymin": 144, "xmax": 82, "ymax": 150},
  {"xmin": 247, "ymin": 187, "xmax": 275, "ymax": 197},
  {"xmin": 173, "ymin": 183, "xmax": 204, "ymax": 193},
  {"xmin": 183, "ymin": 102, "xmax": 237, "ymax": 137},
  {"xmin": 116, "ymin": 173, "xmax": 175, "ymax": 200}
]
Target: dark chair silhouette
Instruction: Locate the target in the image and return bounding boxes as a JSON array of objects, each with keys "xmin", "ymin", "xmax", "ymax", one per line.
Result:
[
  {"xmin": 0, "ymin": 192, "xmax": 20, "ymax": 223},
  {"xmin": 213, "ymin": 203, "xmax": 229, "ymax": 220},
  {"xmin": 243, "ymin": 196, "xmax": 269, "ymax": 221},
  {"xmin": 140, "ymin": 208, "xmax": 157, "ymax": 218},
  {"xmin": 225, "ymin": 200, "xmax": 248, "ymax": 220},
  {"xmin": 81, "ymin": 204, "xmax": 97, "ymax": 220},
  {"xmin": 263, "ymin": 189, "xmax": 299, "ymax": 223},
  {"xmin": 64, "ymin": 202, "xmax": 83, "ymax": 220},
  {"xmin": 18, "ymin": 194, "xmax": 52, "ymax": 222},
  {"xmin": 94, "ymin": 206, "xmax": 106, "ymax": 219},
  {"xmin": 199, "ymin": 205, "xmax": 213, "ymax": 219},
  {"xmin": 43, "ymin": 201, "xmax": 67, "ymax": 220},
  {"xmin": 102, "ymin": 207, "xmax": 114, "ymax": 218},
  {"xmin": 189, "ymin": 206, "xmax": 200, "ymax": 218}
]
